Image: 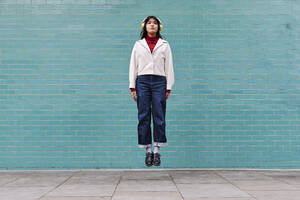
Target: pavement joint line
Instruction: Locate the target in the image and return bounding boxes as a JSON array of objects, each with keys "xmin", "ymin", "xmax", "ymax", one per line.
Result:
[
  {"xmin": 168, "ymin": 171, "xmax": 185, "ymax": 200},
  {"xmin": 214, "ymin": 169, "xmax": 259, "ymax": 200},
  {"xmin": 37, "ymin": 170, "xmax": 82, "ymax": 200}
]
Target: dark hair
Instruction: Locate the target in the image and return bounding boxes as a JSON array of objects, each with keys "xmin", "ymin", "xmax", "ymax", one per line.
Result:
[{"xmin": 140, "ymin": 16, "xmax": 163, "ymax": 39}]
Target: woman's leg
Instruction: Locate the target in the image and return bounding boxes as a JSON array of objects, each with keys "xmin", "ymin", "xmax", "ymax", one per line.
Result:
[
  {"xmin": 136, "ymin": 75, "xmax": 153, "ymax": 148},
  {"xmin": 151, "ymin": 75, "xmax": 168, "ymax": 147}
]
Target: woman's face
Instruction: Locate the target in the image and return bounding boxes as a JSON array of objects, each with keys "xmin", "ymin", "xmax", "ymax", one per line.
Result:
[{"xmin": 146, "ymin": 18, "xmax": 158, "ymax": 35}]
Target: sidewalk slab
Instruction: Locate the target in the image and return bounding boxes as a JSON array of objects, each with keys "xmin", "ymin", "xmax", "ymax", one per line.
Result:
[{"xmin": 0, "ymin": 169, "xmax": 299, "ymax": 200}]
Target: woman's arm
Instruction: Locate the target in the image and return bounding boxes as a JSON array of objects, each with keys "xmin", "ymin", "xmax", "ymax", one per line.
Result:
[
  {"xmin": 165, "ymin": 42, "xmax": 175, "ymax": 90},
  {"xmin": 129, "ymin": 42, "xmax": 138, "ymax": 89}
]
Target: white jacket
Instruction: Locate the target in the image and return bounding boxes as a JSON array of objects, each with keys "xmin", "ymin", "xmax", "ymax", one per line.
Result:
[{"xmin": 129, "ymin": 37, "xmax": 175, "ymax": 90}]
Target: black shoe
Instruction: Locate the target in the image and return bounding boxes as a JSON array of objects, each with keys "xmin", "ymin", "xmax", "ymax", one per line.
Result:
[
  {"xmin": 153, "ymin": 153, "xmax": 161, "ymax": 166},
  {"xmin": 145, "ymin": 152, "xmax": 153, "ymax": 167}
]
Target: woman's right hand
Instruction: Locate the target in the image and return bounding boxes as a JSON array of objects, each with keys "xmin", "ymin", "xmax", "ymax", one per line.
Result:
[{"xmin": 131, "ymin": 91, "xmax": 137, "ymax": 102}]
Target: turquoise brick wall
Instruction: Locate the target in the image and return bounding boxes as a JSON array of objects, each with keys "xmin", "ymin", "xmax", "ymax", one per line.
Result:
[{"xmin": 0, "ymin": 0, "xmax": 300, "ymax": 169}]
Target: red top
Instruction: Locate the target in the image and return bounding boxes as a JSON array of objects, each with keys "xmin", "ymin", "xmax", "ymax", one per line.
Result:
[
  {"xmin": 130, "ymin": 35, "xmax": 171, "ymax": 94},
  {"xmin": 145, "ymin": 34, "xmax": 159, "ymax": 53}
]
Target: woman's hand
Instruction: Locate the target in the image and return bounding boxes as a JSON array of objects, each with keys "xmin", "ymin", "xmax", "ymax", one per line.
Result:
[
  {"xmin": 166, "ymin": 91, "xmax": 170, "ymax": 100},
  {"xmin": 131, "ymin": 91, "xmax": 137, "ymax": 102}
]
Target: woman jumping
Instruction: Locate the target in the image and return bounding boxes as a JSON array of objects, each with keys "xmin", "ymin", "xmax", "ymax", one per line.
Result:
[{"xmin": 129, "ymin": 16, "xmax": 175, "ymax": 167}]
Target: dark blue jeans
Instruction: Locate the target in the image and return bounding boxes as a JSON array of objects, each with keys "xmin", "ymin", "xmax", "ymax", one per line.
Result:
[{"xmin": 135, "ymin": 74, "xmax": 168, "ymax": 148}]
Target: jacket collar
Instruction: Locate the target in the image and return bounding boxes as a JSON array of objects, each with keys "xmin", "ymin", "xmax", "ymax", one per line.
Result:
[{"xmin": 138, "ymin": 37, "xmax": 166, "ymax": 54}]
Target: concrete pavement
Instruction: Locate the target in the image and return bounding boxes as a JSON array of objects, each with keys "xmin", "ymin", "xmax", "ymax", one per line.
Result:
[{"xmin": 0, "ymin": 169, "xmax": 300, "ymax": 200}]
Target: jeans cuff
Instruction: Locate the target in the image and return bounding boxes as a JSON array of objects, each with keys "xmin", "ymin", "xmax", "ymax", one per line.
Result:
[
  {"xmin": 153, "ymin": 142, "xmax": 168, "ymax": 147},
  {"xmin": 138, "ymin": 144, "xmax": 152, "ymax": 148}
]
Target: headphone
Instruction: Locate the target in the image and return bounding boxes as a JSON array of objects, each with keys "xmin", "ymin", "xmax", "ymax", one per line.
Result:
[{"xmin": 141, "ymin": 17, "xmax": 163, "ymax": 31}]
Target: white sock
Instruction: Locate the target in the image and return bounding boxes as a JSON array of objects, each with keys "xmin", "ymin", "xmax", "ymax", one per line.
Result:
[
  {"xmin": 154, "ymin": 146, "xmax": 160, "ymax": 154},
  {"xmin": 146, "ymin": 146, "xmax": 152, "ymax": 153}
]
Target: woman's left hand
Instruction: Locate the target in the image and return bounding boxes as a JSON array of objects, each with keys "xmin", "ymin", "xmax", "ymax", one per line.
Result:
[{"xmin": 166, "ymin": 91, "xmax": 170, "ymax": 100}]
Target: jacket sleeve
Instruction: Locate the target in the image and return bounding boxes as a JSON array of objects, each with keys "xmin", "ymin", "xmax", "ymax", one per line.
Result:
[
  {"xmin": 129, "ymin": 42, "xmax": 138, "ymax": 89},
  {"xmin": 165, "ymin": 42, "xmax": 175, "ymax": 90}
]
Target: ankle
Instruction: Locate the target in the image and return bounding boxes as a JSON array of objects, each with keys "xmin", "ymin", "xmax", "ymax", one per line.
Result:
[
  {"xmin": 145, "ymin": 146, "xmax": 152, "ymax": 153},
  {"xmin": 153, "ymin": 146, "xmax": 160, "ymax": 154}
]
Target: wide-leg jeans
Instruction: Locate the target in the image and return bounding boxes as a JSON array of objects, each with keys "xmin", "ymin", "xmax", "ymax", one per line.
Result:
[{"xmin": 135, "ymin": 74, "xmax": 168, "ymax": 148}]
